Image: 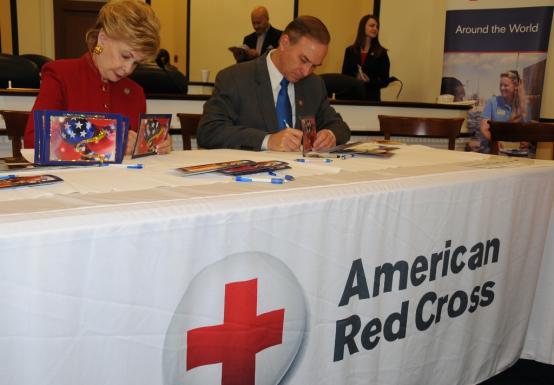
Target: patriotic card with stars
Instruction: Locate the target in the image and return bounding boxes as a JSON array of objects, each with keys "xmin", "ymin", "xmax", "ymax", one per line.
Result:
[
  {"xmin": 33, "ymin": 110, "xmax": 128, "ymax": 166},
  {"xmin": 132, "ymin": 113, "xmax": 172, "ymax": 158}
]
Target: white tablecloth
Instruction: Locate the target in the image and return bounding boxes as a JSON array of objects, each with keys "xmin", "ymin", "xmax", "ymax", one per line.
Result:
[{"xmin": 0, "ymin": 146, "xmax": 553, "ymax": 385}]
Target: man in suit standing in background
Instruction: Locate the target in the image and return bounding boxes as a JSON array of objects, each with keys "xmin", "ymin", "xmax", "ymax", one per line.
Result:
[
  {"xmin": 242, "ymin": 6, "xmax": 282, "ymax": 61},
  {"xmin": 198, "ymin": 15, "xmax": 350, "ymax": 152}
]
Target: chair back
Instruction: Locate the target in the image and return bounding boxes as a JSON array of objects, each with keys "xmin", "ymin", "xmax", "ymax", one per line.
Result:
[
  {"xmin": 19, "ymin": 54, "xmax": 53, "ymax": 71},
  {"xmin": 320, "ymin": 73, "xmax": 366, "ymax": 100},
  {"xmin": 378, "ymin": 115, "xmax": 464, "ymax": 150},
  {"xmin": 489, "ymin": 121, "xmax": 554, "ymax": 159},
  {"xmin": 0, "ymin": 54, "xmax": 41, "ymax": 88},
  {"xmin": 129, "ymin": 63, "xmax": 188, "ymax": 94},
  {"xmin": 0, "ymin": 110, "xmax": 31, "ymax": 159},
  {"xmin": 176, "ymin": 113, "xmax": 202, "ymax": 150}
]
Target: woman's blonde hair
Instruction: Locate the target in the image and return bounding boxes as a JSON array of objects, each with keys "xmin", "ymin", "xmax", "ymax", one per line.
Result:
[
  {"xmin": 86, "ymin": 0, "xmax": 161, "ymax": 62},
  {"xmin": 500, "ymin": 70, "xmax": 527, "ymax": 122}
]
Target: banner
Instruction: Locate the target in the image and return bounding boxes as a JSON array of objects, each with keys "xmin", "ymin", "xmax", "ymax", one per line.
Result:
[{"xmin": 442, "ymin": 1, "xmax": 553, "ymax": 155}]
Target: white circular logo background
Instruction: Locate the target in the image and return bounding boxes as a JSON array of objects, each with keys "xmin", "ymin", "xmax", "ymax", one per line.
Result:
[{"xmin": 163, "ymin": 251, "xmax": 307, "ymax": 385}]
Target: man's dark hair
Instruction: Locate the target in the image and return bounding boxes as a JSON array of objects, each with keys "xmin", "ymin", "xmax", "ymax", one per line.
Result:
[
  {"xmin": 440, "ymin": 77, "xmax": 463, "ymax": 95},
  {"xmin": 156, "ymin": 48, "xmax": 170, "ymax": 68},
  {"xmin": 284, "ymin": 15, "xmax": 330, "ymax": 45}
]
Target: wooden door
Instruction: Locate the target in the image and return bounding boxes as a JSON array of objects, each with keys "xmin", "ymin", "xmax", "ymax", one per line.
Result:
[{"xmin": 53, "ymin": 0, "xmax": 104, "ymax": 59}]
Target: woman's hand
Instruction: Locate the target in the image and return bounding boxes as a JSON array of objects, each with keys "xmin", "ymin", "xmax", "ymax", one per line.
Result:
[
  {"xmin": 125, "ymin": 130, "xmax": 137, "ymax": 156},
  {"xmin": 124, "ymin": 130, "xmax": 172, "ymax": 156},
  {"xmin": 156, "ymin": 134, "xmax": 172, "ymax": 155},
  {"xmin": 356, "ymin": 65, "xmax": 370, "ymax": 82}
]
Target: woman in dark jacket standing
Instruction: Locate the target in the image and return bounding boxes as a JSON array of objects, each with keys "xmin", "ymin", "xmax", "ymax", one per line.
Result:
[{"xmin": 341, "ymin": 14, "xmax": 390, "ymax": 101}]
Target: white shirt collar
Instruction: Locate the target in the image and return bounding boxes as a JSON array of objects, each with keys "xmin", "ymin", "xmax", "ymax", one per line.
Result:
[
  {"xmin": 266, "ymin": 50, "xmax": 295, "ymax": 125},
  {"xmin": 266, "ymin": 49, "xmax": 283, "ymax": 97}
]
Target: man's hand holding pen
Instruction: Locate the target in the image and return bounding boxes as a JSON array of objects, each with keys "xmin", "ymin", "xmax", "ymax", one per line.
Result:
[
  {"xmin": 312, "ymin": 129, "xmax": 336, "ymax": 151},
  {"xmin": 268, "ymin": 128, "xmax": 302, "ymax": 151},
  {"xmin": 268, "ymin": 128, "xmax": 336, "ymax": 152}
]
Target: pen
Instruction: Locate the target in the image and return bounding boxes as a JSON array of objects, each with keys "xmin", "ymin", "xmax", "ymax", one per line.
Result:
[
  {"xmin": 0, "ymin": 174, "xmax": 16, "ymax": 180},
  {"xmin": 283, "ymin": 120, "xmax": 291, "ymax": 129},
  {"xmin": 338, "ymin": 154, "xmax": 355, "ymax": 159},
  {"xmin": 267, "ymin": 172, "xmax": 295, "ymax": 181},
  {"xmin": 295, "ymin": 158, "xmax": 332, "ymax": 163},
  {"xmin": 119, "ymin": 164, "xmax": 144, "ymax": 169},
  {"xmin": 235, "ymin": 176, "xmax": 286, "ymax": 184},
  {"xmin": 100, "ymin": 163, "xmax": 144, "ymax": 169}
]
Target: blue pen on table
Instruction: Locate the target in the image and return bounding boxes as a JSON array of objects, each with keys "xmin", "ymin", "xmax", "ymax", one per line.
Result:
[
  {"xmin": 267, "ymin": 171, "xmax": 295, "ymax": 181},
  {"xmin": 295, "ymin": 158, "xmax": 332, "ymax": 164},
  {"xmin": 0, "ymin": 174, "xmax": 16, "ymax": 180},
  {"xmin": 235, "ymin": 176, "xmax": 287, "ymax": 184},
  {"xmin": 100, "ymin": 163, "xmax": 144, "ymax": 169}
]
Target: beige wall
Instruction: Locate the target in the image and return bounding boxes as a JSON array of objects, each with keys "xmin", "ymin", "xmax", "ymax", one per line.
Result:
[
  {"xmin": 151, "ymin": 0, "xmax": 377, "ymax": 81},
  {"xmin": 151, "ymin": 0, "xmax": 187, "ymax": 74},
  {"xmin": 0, "ymin": 0, "xmax": 12, "ymax": 53},
  {"xmin": 188, "ymin": 0, "xmax": 294, "ymax": 82},
  {"xmin": 14, "ymin": 0, "xmax": 55, "ymax": 57},
  {"xmin": 541, "ymin": 17, "xmax": 554, "ymax": 118},
  {"xmin": 379, "ymin": 0, "xmax": 446, "ymax": 103},
  {"xmin": 299, "ymin": 0, "xmax": 372, "ymax": 75}
]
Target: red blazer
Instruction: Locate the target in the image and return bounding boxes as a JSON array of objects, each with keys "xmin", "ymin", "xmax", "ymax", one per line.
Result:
[{"xmin": 24, "ymin": 53, "xmax": 146, "ymax": 148}]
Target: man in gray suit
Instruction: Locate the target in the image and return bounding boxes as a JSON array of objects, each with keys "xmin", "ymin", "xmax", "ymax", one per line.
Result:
[{"xmin": 197, "ymin": 16, "xmax": 351, "ymax": 151}]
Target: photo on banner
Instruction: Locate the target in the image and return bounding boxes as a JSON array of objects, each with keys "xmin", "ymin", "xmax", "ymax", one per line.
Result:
[{"xmin": 442, "ymin": 1, "xmax": 553, "ymax": 156}]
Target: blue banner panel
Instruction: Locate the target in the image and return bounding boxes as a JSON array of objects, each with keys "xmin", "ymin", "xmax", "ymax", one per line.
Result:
[{"xmin": 445, "ymin": 7, "xmax": 553, "ymax": 52}]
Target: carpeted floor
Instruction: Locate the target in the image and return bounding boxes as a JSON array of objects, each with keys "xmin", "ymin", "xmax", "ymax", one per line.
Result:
[{"xmin": 478, "ymin": 360, "xmax": 554, "ymax": 385}]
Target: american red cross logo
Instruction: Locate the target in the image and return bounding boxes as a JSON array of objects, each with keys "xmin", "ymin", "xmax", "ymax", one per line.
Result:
[{"xmin": 186, "ymin": 278, "xmax": 285, "ymax": 385}]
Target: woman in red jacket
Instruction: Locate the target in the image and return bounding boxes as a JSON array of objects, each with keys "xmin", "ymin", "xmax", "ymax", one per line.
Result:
[{"xmin": 24, "ymin": 0, "xmax": 170, "ymax": 154}]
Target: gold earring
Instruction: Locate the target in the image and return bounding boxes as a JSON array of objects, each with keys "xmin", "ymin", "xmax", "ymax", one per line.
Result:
[{"xmin": 93, "ymin": 45, "xmax": 103, "ymax": 55}]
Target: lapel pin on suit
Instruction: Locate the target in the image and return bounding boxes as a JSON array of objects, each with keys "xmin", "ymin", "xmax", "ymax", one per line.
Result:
[{"xmin": 296, "ymin": 100, "xmax": 305, "ymax": 129}]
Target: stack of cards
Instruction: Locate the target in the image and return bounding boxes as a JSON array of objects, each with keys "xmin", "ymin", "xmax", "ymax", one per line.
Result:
[
  {"xmin": 33, "ymin": 111, "xmax": 173, "ymax": 165},
  {"xmin": 34, "ymin": 110, "xmax": 128, "ymax": 166},
  {"xmin": 0, "ymin": 174, "xmax": 63, "ymax": 189},
  {"xmin": 177, "ymin": 160, "xmax": 290, "ymax": 176},
  {"xmin": 132, "ymin": 114, "xmax": 172, "ymax": 158}
]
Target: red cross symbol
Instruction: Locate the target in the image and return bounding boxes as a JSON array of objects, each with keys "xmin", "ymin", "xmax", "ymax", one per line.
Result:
[{"xmin": 186, "ymin": 278, "xmax": 285, "ymax": 385}]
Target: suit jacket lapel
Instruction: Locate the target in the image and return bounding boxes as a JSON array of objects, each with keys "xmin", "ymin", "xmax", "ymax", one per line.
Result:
[
  {"xmin": 254, "ymin": 54, "xmax": 279, "ymax": 132},
  {"xmin": 294, "ymin": 83, "xmax": 306, "ymax": 129}
]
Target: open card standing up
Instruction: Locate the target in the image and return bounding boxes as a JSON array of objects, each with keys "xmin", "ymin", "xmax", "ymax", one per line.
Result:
[
  {"xmin": 34, "ymin": 110, "xmax": 128, "ymax": 166},
  {"xmin": 300, "ymin": 116, "xmax": 317, "ymax": 157},
  {"xmin": 132, "ymin": 114, "xmax": 172, "ymax": 158}
]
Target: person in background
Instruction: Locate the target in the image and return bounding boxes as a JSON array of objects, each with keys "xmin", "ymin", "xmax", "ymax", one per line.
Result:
[
  {"xmin": 198, "ymin": 15, "xmax": 350, "ymax": 151},
  {"xmin": 151, "ymin": 48, "xmax": 188, "ymax": 93},
  {"xmin": 441, "ymin": 77, "xmax": 466, "ymax": 102},
  {"xmin": 341, "ymin": 14, "xmax": 390, "ymax": 101},
  {"xmin": 156, "ymin": 48, "xmax": 177, "ymax": 71},
  {"xmin": 480, "ymin": 70, "xmax": 529, "ymax": 152},
  {"xmin": 242, "ymin": 6, "xmax": 282, "ymax": 61},
  {"xmin": 23, "ymin": 0, "xmax": 171, "ymax": 154}
]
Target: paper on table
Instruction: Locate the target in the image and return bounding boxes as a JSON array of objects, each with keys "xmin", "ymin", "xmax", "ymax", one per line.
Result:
[
  {"xmin": 21, "ymin": 149, "xmax": 34, "ymax": 162},
  {"xmin": 0, "ymin": 150, "xmax": 344, "ymax": 201}
]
